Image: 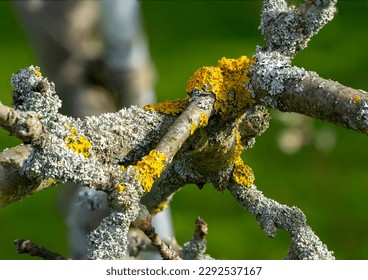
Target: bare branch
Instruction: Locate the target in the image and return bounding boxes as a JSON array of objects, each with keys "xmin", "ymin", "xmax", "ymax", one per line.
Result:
[
  {"xmin": 193, "ymin": 216, "xmax": 208, "ymax": 241},
  {"xmin": 0, "ymin": 101, "xmax": 43, "ymax": 143},
  {"xmin": 155, "ymin": 94, "xmax": 215, "ymax": 163},
  {"xmin": 14, "ymin": 239, "xmax": 67, "ymax": 260},
  {"xmin": 134, "ymin": 212, "xmax": 181, "ymax": 260}
]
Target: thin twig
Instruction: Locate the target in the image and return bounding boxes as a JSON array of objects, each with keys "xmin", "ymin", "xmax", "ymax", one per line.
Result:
[
  {"xmin": 14, "ymin": 239, "xmax": 67, "ymax": 260},
  {"xmin": 193, "ymin": 216, "xmax": 208, "ymax": 241},
  {"xmin": 180, "ymin": 216, "xmax": 213, "ymax": 260},
  {"xmin": 136, "ymin": 220, "xmax": 181, "ymax": 260}
]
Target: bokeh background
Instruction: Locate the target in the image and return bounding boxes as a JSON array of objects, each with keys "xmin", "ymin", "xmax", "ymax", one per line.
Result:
[{"xmin": 0, "ymin": 0, "xmax": 367, "ymax": 260}]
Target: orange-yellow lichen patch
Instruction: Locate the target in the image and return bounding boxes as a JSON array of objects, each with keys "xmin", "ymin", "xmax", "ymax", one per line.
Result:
[
  {"xmin": 186, "ymin": 56, "xmax": 255, "ymax": 116},
  {"xmin": 352, "ymin": 96, "xmax": 361, "ymax": 104},
  {"xmin": 64, "ymin": 126, "xmax": 92, "ymax": 158},
  {"xmin": 151, "ymin": 200, "xmax": 169, "ymax": 214},
  {"xmin": 190, "ymin": 122, "xmax": 197, "ymax": 135},
  {"xmin": 34, "ymin": 69, "xmax": 42, "ymax": 77},
  {"xmin": 116, "ymin": 184, "xmax": 126, "ymax": 192},
  {"xmin": 228, "ymin": 131, "xmax": 254, "ymax": 187},
  {"xmin": 144, "ymin": 97, "xmax": 189, "ymax": 116},
  {"xmin": 185, "ymin": 66, "xmax": 223, "ymax": 94},
  {"xmin": 228, "ymin": 131, "xmax": 243, "ymax": 163},
  {"xmin": 199, "ymin": 112, "xmax": 209, "ymax": 127},
  {"xmin": 134, "ymin": 150, "xmax": 166, "ymax": 192},
  {"xmin": 232, "ymin": 158, "xmax": 255, "ymax": 187}
]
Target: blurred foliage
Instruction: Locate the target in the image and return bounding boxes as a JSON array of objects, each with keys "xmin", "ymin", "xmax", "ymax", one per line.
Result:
[{"xmin": 0, "ymin": 1, "xmax": 367, "ymax": 260}]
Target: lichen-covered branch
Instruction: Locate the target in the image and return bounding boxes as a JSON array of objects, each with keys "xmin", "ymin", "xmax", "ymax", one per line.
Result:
[
  {"xmin": 180, "ymin": 216, "xmax": 213, "ymax": 260},
  {"xmin": 260, "ymin": 0, "xmax": 337, "ymax": 57},
  {"xmin": 1, "ymin": 0, "xmax": 366, "ymax": 260},
  {"xmin": 0, "ymin": 145, "xmax": 57, "ymax": 208},
  {"xmin": 228, "ymin": 183, "xmax": 334, "ymax": 260},
  {"xmin": 142, "ymin": 104, "xmax": 270, "ymax": 213},
  {"xmin": 249, "ymin": 0, "xmax": 368, "ymax": 135},
  {"xmin": 251, "ymin": 63, "xmax": 368, "ymax": 134}
]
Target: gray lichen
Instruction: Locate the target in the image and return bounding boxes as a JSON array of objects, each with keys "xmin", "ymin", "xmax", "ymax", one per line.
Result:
[
  {"xmin": 228, "ymin": 183, "xmax": 334, "ymax": 260},
  {"xmin": 11, "ymin": 66, "xmax": 173, "ymax": 193},
  {"xmin": 9, "ymin": 66, "xmax": 175, "ymax": 259},
  {"xmin": 358, "ymin": 101, "xmax": 368, "ymax": 127},
  {"xmin": 260, "ymin": 0, "xmax": 337, "ymax": 57},
  {"xmin": 11, "ymin": 66, "xmax": 62, "ymax": 117},
  {"xmin": 181, "ymin": 239, "xmax": 213, "ymax": 260},
  {"xmin": 249, "ymin": 50, "xmax": 308, "ymax": 107},
  {"xmin": 87, "ymin": 210, "xmax": 135, "ymax": 259}
]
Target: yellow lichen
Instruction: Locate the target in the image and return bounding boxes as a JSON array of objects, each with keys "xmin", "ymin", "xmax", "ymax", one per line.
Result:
[
  {"xmin": 199, "ymin": 112, "xmax": 208, "ymax": 127},
  {"xmin": 116, "ymin": 184, "xmax": 126, "ymax": 192},
  {"xmin": 228, "ymin": 131, "xmax": 254, "ymax": 187},
  {"xmin": 144, "ymin": 97, "xmax": 189, "ymax": 116},
  {"xmin": 134, "ymin": 149, "xmax": 166, "ymax": 192},
  {"xmin": 151, "ymin": 200, "xmax": 169, "ymax": 214},
  {"xmin": 190, "ymin": 122, "xmax": 197, "ymax": 135},
  {"xmin": 34, "ymin": 69, "xmax": 42, "ymax": 77},
  {"xmin": 228, "ymin": 131, "xmax": 243, "ymax": 164},
  {"xmin": 232, "ymin": 158, "xmax": 255, "ymax": 187},
  {"xmin": 352, "ymin": 96, "xmax": 361, "ymax": 104},
  {"xmin": 64, "ymin": 126, "xmax": 92, "ymax": 158},
  {"xmin": 186, "ymin": 56, "xmax": 255, "ymax": 116},
  {"xmin": 185, "ymin": 66, "xmax": 223, "ymax": 94},
  {"xmin": 120, "ymin": 165, "xmax": 127, "ymax": 172}
]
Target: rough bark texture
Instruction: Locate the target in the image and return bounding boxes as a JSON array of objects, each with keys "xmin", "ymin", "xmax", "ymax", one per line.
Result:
[
  {"xmin": 0, "ymin": 145, "xmax": 56, "ymax": 208},
  {"xmin": 228, "ymin": 183, "xmax": 334, "ymax": 260},
  {"xmin": 1, "ymin": 0, "xmax": 366, "ymax": 260}
]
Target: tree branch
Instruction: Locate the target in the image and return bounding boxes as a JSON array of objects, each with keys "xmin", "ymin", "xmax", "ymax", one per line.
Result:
[
  {"xmin": 227, "ymin": 183, "xmax": 334, "ymax": 260},
  {"xmin": 250, "ymin": 0, "xmax": 368, "ymax": 135},
  {"xmin": 251, "ymin": 61, "xmax": 368, "ymax": 134},
  {"xmin": 0, "ymin": 101, "xmax": 43, "ymax": 143},
  {"xmin": 0, "ymin": 0, "xmax": 363, "ymax": 260},
  {"xmin": 180, "ymin": 216, "xmax": 213, "ymax": 260},
  {"xmin": 134, "ymin": 212, "xmax": 181, "ymax": 260},
  {"xmin": 0, "ymin": 145, "xmax": 57, "ymax": 208},
  {"xmin": 260, "ymin": 0, "xmax": 337, "ymax": 57},
  {"xmin": 14, "ymin": 239, "xmax": 67, "ymax": 260}
]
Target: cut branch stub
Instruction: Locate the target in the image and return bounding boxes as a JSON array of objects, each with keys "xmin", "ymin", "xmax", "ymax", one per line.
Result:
[{"xmin": 0, "ymin": 102, "xmax": 43, "ymax": 143}]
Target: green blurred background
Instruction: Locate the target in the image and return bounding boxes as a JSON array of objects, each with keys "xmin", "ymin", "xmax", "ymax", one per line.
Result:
[{"xmin": 0, "ymin": 0, "xmax": 367, "ymax": 260}]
